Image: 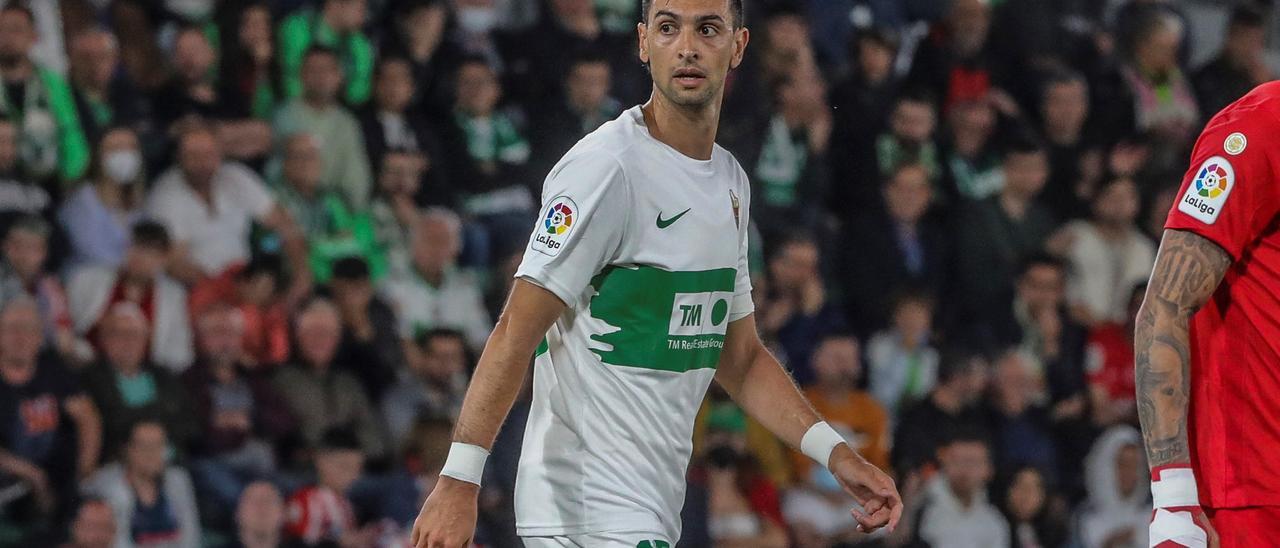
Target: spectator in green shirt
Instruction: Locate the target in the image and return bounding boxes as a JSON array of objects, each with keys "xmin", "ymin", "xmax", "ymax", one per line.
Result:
[
  {"xmin": 272, "ymin": 133, "xmax": 382, "ymax": 284},
  {"xmin": 0, "ymin": 5, "xmax": 89, "ymax": 184},
  {"xmin": 277, "ymin": 0, "xmax": 374, "ymax": 106},
  {"xmin": 274, "ymin": 47, "xmax": 374, "ymax": 209}
]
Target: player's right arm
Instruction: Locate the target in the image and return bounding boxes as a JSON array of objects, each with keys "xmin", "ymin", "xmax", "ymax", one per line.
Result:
[
  {"xmin": 1136, "ymin": 229, "xmax": 1228, "ymax": 548},
  {"xmin": 413, "ymin": 148, "xmax": 629, "ymax": 548},
  {"xmin": 410, "ymin": 278, "xmax": 565, "ymax": 548}
]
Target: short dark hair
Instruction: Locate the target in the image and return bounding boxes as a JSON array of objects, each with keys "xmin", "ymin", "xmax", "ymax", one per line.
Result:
[
  {"xmin": 1018, "ymin": 252, "xmax": 1065, "ymax": 278},
  {"xmin": 642, "ymin": 0, "xmax": 745, "ymax": 28},
  {"xmin": 890, "ymin": 286, "xmax": 936, "ymax": 312},
  {"xmin": 943, "ymin": 427, "xmax": 990, "ymax": 450},
  {"xmin": 569, "ymin": 48, "xmax": 611, "ymax": 71},
  {"xmin": 415, "ymin": 327, "xmax": 467, "ymax": 350},
  {"xmin": 5, "ymin": 214, "xmax": 49, "ymax": 240},
  {"xmin": 131, "ymin": 221, "xmax": 171, "ymax": 251},
  {"xmin": 936, "ymin": 347, "xmax": 985, "ymax": 384},
  {"xmin": 303, "ymin": 45, "xmax": 340, "ymax": 64},
  {"xmin": 766, "ymin": 231, "xmax": 818, "ymax": 263},
  {"xmin": 238, "ymin": 253, "xmax": 283, "ymax": 281},
  {"xmin": 1230, "ymin": 5, "xmax": 1267, "ymax": 29},
  {"xmin": 1002, "ymin": 132, "xmax": 1047, "ymax": 159},
  {"xmin": 331, "ymin": 256, "xmax": 371, "ymax": 281},
  {"xmin": 895, "ymin": 88, "xmax": 937, "ymax": 110},
  {"xmin": 1040, "ymin": 69, "xmax": 1087, "ymax": 98},
  {"xmin": 318, "ymin": 426, "xmax": 362, "ymax": 452},
  {"xmin": 855, "ymin": 26, "xmax": 900, "ymax": 53},
  {"xmin": 0, "ymin": 4, "xmax": 34, "ymax": 26}
]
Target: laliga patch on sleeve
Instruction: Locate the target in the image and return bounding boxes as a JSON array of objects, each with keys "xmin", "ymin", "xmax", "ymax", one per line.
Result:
[
  {"xmin": 531, "ymin": 195, "xmax": 579, "ymax": 256},
  {"xmin": 1178, "ymin": 156, "xmax": 1235, "ymax": 225}
]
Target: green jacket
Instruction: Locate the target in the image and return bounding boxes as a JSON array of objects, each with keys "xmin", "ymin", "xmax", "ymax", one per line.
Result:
[
  {"xmin": 278, "ymin": 10, "xmax": 374, "ymax": 106},
  {"xmin": 0, "ymin": 65, "xmax": 90, "ymax": 183}
]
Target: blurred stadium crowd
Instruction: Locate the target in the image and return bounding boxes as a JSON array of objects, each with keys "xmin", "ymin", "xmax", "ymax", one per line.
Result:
[{"xmin": 0, "ymin": 0, "xmax": 1274, "ymax": 546}]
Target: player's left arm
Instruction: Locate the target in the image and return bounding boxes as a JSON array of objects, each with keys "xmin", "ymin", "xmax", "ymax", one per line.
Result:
[{"xmin": 716, "ymin": 314, "xmax": 902, "ymax": 533}]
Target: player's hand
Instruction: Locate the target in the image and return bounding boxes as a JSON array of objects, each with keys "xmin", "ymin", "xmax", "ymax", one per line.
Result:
[
  {"xmin": 828, "ymin": 445, "xmax": 902, "ymax": 534},
  {"xmin": 411, "ymin": 476, "xmax": 479, "ymax": 548},
  {"xmin": 1149, "ymin": 506, "xmax": 1219, "ymax": 548}
]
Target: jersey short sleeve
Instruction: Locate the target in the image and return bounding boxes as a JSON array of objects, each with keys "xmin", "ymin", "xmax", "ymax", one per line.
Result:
[
  {"xmin": 515, "ymin": 151, "xmax": 629, "ymax": 308},
  {"xmin": 1166, "ymin": 121, "xmax": 1280, "ymax": 260}
]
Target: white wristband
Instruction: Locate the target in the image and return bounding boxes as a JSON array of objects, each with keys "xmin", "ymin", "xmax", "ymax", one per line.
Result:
[
  {"xmin": 439, "ymin": 443, "xmax": 489, "ymax": 486},
  {"xmin": 1151, "ymin": 466, "xmax": 1200, "ymax": 509},
  {"xmin": 801, "ymin": 422, "xmax": 847, "ymax": 468}
]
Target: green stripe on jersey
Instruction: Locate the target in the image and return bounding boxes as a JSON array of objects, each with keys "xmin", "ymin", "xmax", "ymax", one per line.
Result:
[
  {"xmin": 535, "ymin": 338, "xmax": 549, "ymax": 356},
  {"xmin": 587, "ymin": 265, "xmax": 736, "ymax": 373}
]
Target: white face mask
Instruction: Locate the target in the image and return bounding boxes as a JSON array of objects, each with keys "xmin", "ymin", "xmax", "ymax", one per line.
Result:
[
  {"xmin": 103, "ymin": 150, "xmax": 142, "ymax": 184},
  {"xmin": 456, "ymin": 7, "xmax": 498, "ymax": 35}
]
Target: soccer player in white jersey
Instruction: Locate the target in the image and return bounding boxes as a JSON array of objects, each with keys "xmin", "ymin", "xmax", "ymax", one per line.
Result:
[{"xmin": 411, "ymin": 1, "xmax": 903, "ymax": 546}]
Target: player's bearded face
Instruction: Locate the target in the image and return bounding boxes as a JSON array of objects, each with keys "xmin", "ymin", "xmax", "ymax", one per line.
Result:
[{"xmin": 639, "ymin": 0, "xmax": 748, "ymax": 109}]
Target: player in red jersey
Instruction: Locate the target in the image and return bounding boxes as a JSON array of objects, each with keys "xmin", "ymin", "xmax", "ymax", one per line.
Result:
[{"xmin": 1137, "ymin": 81, "xmax": 1280, "ymax": 548}]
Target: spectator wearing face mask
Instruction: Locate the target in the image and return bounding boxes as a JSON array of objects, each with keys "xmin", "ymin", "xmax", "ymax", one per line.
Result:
[{"xmin": 57, "ymin": 127, "xmax": 146, "ymax": 272}]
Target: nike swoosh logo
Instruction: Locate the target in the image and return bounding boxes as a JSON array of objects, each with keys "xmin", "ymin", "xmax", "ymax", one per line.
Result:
[{"xmin": 656, "ymin": 208, "xmax": 691, "ymax": 229}]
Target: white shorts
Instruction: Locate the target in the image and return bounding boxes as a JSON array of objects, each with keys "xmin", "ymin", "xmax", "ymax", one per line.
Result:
[{"xmin": 520, "ymin": 532, "xmax": 673, "ymax": 548}]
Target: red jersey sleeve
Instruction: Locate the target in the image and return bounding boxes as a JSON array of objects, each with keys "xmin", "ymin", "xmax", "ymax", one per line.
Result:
[{"xmin": 1165, "ymin": 114, "xmax": 1280, "ymax": 260}]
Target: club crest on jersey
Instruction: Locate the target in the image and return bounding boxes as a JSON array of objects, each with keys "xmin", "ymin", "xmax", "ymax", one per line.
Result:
[
  {"xmin": 1178, "ymin": 156, "xmax": 1235, "ymax": 225},
  {"xmin": 532, "ymin": 195, "xmax": 578, "ymax": 256},
  {"xmin": 1225, "ymin": 132, "xmax": 1247, "ymax": 155},
  {"xmin": 729, "ymin": 189, "xmax": 740, "ymax": 228}
]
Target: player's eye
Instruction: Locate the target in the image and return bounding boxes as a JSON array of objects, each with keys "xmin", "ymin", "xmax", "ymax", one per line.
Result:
[
  {"xmin": 700, "ymin": 25, "xmax": 718, "ymax": 37},
  {"xmin": 659, "ymin": 23, "xmax": 675, "ymax": 34}
]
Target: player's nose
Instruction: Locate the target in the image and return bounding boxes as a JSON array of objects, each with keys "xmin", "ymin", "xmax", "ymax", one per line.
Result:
[{"xmin": 676, "ymin": 31, "xmax": 700, "ymax": 61}]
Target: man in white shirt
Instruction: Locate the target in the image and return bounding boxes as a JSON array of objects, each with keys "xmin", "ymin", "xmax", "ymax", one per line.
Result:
[
  {"xmin": 146, "ymin": 126, "xmax": 307, "ymax": 287},
  {"xmin": 410, "ymin": 1, "xmax": 902, "ymax": 547},
  {"xmin": 380, "ymin": 207, "xmax": 492, "ymax": 351}
]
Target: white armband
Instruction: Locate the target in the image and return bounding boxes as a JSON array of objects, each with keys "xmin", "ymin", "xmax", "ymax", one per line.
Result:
[
  {"xmin": 800, "ymin": 421, "xmax": 847, "ymax": 469},
  {"xmin": 439, "ymin": 443, "xmax": 489, "ymax": 486}
]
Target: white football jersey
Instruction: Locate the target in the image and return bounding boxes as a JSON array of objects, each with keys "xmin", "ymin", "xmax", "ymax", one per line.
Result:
[{"xmin": 513, "ymin": 106, "xmax": 754, "ymax": 540}]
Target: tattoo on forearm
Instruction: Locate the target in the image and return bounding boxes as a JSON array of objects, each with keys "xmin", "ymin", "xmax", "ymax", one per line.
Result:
[{"xmin": 1136, "ymin": 230, "xmax": 1230, "ymax": 468}]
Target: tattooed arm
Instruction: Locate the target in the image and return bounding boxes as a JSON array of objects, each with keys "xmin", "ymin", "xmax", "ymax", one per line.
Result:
[{"xmin": 1136, "ymin": 229, "xmax": 1231, "ymax": 468}]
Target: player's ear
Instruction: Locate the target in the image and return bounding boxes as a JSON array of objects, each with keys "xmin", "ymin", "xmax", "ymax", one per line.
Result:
[
  {"xmin": 730, "ymin": 27, "xmax": 749, "ymax": 70},
  {"xmin": 638, "ymin": 22, "xmax": 650, "ymax": 65}
]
